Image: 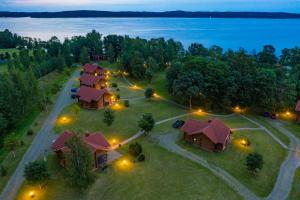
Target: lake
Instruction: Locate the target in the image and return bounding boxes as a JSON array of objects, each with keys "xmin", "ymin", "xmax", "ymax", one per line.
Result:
[{"xmin": 1, "ymin": 17, "xmax": 300, "ymax": 53}]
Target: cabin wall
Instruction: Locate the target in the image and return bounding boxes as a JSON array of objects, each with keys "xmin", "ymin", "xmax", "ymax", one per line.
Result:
[{"xmin": 183, "ymin": 133, "xmax": 215, "ymax": 151}]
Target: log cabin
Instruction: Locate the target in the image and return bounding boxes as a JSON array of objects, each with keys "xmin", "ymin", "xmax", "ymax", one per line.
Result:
[
  {"xmin": 296, "ymin": 100, "xmax": 300, "ymax": 123},
  {"xmin": 181, "ymin": 118, "xmax": 231, "ymax": 152},
  {"xmin": 76, "ymin": 86, "xmax": 112, "ymax": 109},
  {"xmin": 83, "ymin": 63, "xmax": 106, "ymax": 76},
  {"xmin": 51, "ymin": 131, "xmax": 111, "ymax": 169},
  {"xmin": 79, "ymin": 73, "xmax": 106, "ymax": 89}
]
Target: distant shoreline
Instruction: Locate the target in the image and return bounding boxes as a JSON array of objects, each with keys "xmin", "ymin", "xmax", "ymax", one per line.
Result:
[{"xmin": 1, "ymin": 10, "xmax": 300, "ymax": 19}]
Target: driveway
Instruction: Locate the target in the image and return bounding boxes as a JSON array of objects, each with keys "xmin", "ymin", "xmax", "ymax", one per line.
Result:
[{"xmin": 0, "ymin": 70, "xmax": 79, "ymax": 200}]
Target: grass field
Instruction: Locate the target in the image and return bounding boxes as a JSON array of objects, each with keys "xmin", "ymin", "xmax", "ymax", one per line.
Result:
[
  {"xmin": 0, "ymin": 68, "xmax": 75, "ymax": 192},
  {"xmin": 17, "ymin": 137, "xmax": 242, "ymax": 200},
  {"xmin": 176, "ymin": 129, "xmax": 286, "ymax": 197},
  {"xmin": 288, "ymin": 168, "xmax": 300, "ymax": 200}
]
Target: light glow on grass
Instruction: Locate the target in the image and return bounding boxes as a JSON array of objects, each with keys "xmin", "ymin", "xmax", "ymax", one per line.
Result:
[
  {"xmin": 153, "ymin": 93, "xmax": 160, "ymax": 98},
  {"xmin": 234, "ymin": 106, "xmax": 242, "ymax": 113},
  {"xmin": 233, "ymin": 138, "xmax": 251, "ymax": 152},
  {"xmin": 130, "ymin": 85, "xmax": 140, "ymax": 90},
  {"xmin": 111, "ymin": 103, "xmax": 124, "ymax": 111},
  {"xmin": 57, "ymin": 115, "xmax": 72, "ymax": 125},
  {"xmin": 116, "ymin": 158, "xmax": 133, "ymax": 172}
]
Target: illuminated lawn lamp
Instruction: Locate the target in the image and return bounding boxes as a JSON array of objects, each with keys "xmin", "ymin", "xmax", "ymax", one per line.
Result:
[
  {"xmin": 286, "ymin": 111, "xmax": 291, "ymax": 116},
  {"xmin": 122, "ymin": 159, "xmax": 128, "ymax": 166},
  {"xmin": 197, "ymin": 109, "xmax": 203, "ymax": 114},
  {"xmin": 153, "ymin": 93, "xmax": 160, "ymax": 98},
  {"xmin": 234, "ymin": 106, "xmax": 242, "ymax": 113},
  {"xmin": 240, "ymin": 138, "xmax": 250, "ymax": 147},
  {"xmin": 131, "ymin": 85, "xmax": 139, "ymax": 90},
  {"xmin": 29, "ymin": 191, "xmax": 35, "ymax": 198}
]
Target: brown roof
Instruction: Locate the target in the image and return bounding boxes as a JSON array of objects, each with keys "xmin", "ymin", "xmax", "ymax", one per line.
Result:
[
  {"xmin": 52, "ymin": 131, "xmax": 110, "ymax": 152},
  {"xmin": 296, "ymin": 100, "xmax": 300, "ymax": 112},
  {"xmin": 84, "ymin": 63, "xmax": 105, "ymax": 74},
  {"xmin": 79, "ymin": 74, "xmax": 104, "ymax": 86},
  {"xmin": 181, "ymin": 118, "xmax": 231, "ymax": 145},
  {"xmin": 76, "ymin": 86, "xmax": 109, "ymax": 103}
]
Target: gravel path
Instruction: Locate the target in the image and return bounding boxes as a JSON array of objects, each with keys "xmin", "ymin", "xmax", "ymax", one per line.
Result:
[
  {"xmin": 264, "ymin": 119, "xmax": 300, "ymax": 200},
  {"xmin": 156, "ymin": 133, "xmax": 259, "ymax": 200},
  {"xmin": 0, "ymin": 71, "xmax": 79, "ymax": 200}
]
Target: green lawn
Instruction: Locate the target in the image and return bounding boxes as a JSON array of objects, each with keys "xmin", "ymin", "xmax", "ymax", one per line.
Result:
[
  {"xmin": 288, "ymin": 168, "xmax": 300, "ymax": 200},
  {"xmin": 283, "ymin": 120, "xmax": 300, "ymax": 139},
  {"xmin": 175, "ymin": 129, "xmax": 286, "ymax": 197},
  {"xmin": 0, "ymin": 68, "xmax": 75, "ymax": 192},
  {"xmin": 17, "ymin": 137, "xmax": 241, "ymax": 200},
  {"xmin": 246, "ymin": 115, "xmax": 290, "ymax": 146},
  {"xmin": 0, "ymin": 48, "xmax": 19, "ymax": 54}
]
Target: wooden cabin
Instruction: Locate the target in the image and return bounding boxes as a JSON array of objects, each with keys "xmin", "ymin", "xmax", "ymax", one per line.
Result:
[
  {"xmin": 181, "ymin": 118, "xmax": 231, "ymax": 152},
  {"xmin": 79, "ymin": 74, "xmax": 106, "ymax": 89},
  {"xmin": 51, "ymin": 131, "xmax": 111, "ymax": 169},
  {"xmin": 296, "ymin": 100, "xmax": 300, "ymax": 123},
  {"xmin": 76, "ymin": 86, "xmax": 112, "ymax": 109},
  {"xmin": 83, "ymin": 63, "xmax": 106, "ymax": 76}
]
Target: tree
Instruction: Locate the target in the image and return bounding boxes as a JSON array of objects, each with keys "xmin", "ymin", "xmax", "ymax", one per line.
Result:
[
  {"xmin": 103, "ymin": 108, "xmax": 115, "ymax": 126},
  {"xmin": 144, "ymin": 88, "xmax": 154, "ymax": 99},
  {"xmin": 145, "ymin": 68, "xmax": 154, "ymax": 83},
  {"xmin": 138, "ymin": 113, "xmax": 155, "ymax": 133},
  {"xmin": 107, "ymin": 44, "xmax": 115, "ymax": 63},
  {"xmin": 188, "ymin": 43, "xmax": 208, "ymax": 57},
  {"xmin": 258, "ymin": 45, "xmax": 277, "ymax": 66},
  {"xmin": 245, "ymin": 153, "xmax": 264, "ymax": 173},
  {"xmin": 24, "ymin": 160, "xmax": 50, "ymax": 188},
  {"xmin": 79, "ymin": 46, "xmax": 89, "ymax": 65},
  {"xmin": 65, "ymin": 135, "xmax": 95, "ymax": 191},
  {"xmin": 4, "ymin": 133, "xmax": 18, "ymax": 158},
  {"xmin": 172, "ymin": 71, "xmax": 203, "ymax": 109},
  {"xmin": 130, "ymin": 51, "xmax": 145, "ymax": 79}
]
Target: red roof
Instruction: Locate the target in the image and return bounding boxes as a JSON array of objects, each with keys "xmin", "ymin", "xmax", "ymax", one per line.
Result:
[
  {"xmin": 84, "ymin": 132, "xmax": 111, "ymax": 151},
  {"xmin": 51, "ymin": 131, "xmax": 73, "ymax": 152},
  {"xmin": 76, "ymin": 86, "xmax": 109, "ymax": 102},
  {"xmin": 80, "ymin": 74, "xmax": 104, "ymax": 86},
  {"xmin": 181, "ymin": 118, "xmax": 230, "ymax": 145},
  {"xmin": 296, "ymin": 100, "xmax": 300, "ymax": 112},
  {"xmin": 52, "ymin": 131, "xmax": 110, "ymax": 152},
  {"xmin": 84, "ymin": 64, "xmax": 104, "ymax": 74}
]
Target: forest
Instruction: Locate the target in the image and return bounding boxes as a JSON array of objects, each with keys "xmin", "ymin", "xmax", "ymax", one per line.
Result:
[{"xmin": 0, "ymin": 29, "xmax": 300, "ymax": 144}]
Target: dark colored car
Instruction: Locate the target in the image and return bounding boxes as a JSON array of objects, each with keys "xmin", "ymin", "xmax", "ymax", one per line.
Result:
[
  {"xmin": 270, "ymin": 113, "xmax": 277, "ymax": 120},
  {"xmin": 172, "ymin": 120, "xmax": 185, "ymax": 129},
  {"xmin": 71, "ymin": 88, "xmax": 78, "ymax": 93},
  {"xmin": 262, "ymin": 112, "xmax": 270, "ymax": 117},
  {"xmin": 71, "ymin": 94, "xmax": 77, "ymax": 99}
]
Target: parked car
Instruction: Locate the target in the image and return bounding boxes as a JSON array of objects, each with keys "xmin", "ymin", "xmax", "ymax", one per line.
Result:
[
  {"xmin": 172, "ymin": 120, "xmax": 185, "ymax": 129},
  {"xmin": 71, "ymin": 88, "xmax": 78, "ymax": 93},
  {"xmin": 270, "ymin": 113, "xmax": 277, "ymax": 119},
  {"xmin": 71, "ymin": 94, "xmax": 77, "ymax": 99},
  {"xmin": 262, "ymin": 112, "xmax": 270, "ymax": 117}
]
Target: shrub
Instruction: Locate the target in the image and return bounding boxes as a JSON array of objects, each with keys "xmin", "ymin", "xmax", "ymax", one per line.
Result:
[
  {"xmin": 27, "ymin": 129, "xmax": 34, "ymax": 136},
  {"xmin": 124, "ymin": 100, "xmax": 130, "ymax": 107},
  {"xmin": 116, "ymin": 88, "xmax": 120, "ymax": 92},
  {"xmin": 144, "ymin": 88, "xmax": 154, "ymax": 99},
  {"xmin": 138, "ymin": 113, "xmax": 155, "ymax": 133},
  {"xmin": 245, "ymin": 152, "xmax": 264, "ymax": 173},
  {"xmin": 112, "ymin": 83, "xmax": 118, "ymax": 88},
  {"xmin": 137, "ymin": 154, "xmax": 145, "ymax": 162},
  {"xmin": 116, "ymin": 94, "xmax": 120, "ymax": 100},
  {"xmin": 20, "ymin": 140, "xmax": 24, "ymax": 146},
  {"xmin": 0, "ymin": 165, "xmax": 7, "ymax": 177},
  {"xmin": 129, "ymin": 143, "xmax": 142, "ymax": 157}
]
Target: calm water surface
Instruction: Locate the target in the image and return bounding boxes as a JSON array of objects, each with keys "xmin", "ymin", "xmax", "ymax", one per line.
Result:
[{"xmin": 1, "ymin": 17, "xmax": 300, "ymax": 52}]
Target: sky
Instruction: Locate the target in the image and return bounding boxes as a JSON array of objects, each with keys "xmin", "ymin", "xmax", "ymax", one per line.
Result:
[{"xmin": 1, "ymin": 0, "xmax": 300, "ymax": 13}]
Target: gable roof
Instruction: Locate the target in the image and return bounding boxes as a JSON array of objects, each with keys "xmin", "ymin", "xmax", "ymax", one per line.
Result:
[
  {"xmin": 296, "ymin": 100, "xmax": 300, "ymax": 112},
  {"xmin": 76, "ymin": 86, "xmax": 109, "ymax": 102},
  {"xmin": 181, "ymin": 118, "xmax": 230, "ymax": 145},
  {"xmin": 84, "ymin": 132, "xmax": 111, "ymax": 151},
  {"xmin": 51, "ymin": 131, "xmax": 73, "ymax": 152},
  {"xmin": 79, "ymin": 74, "xmax": 104, "ymax": 86},
  {"xmin": 52, "ymin": 131, "xmax": 111, "ymax": 152},
  {"xmin": 84, "ymin": 63, "xmax": 104, "ymax": 74}
]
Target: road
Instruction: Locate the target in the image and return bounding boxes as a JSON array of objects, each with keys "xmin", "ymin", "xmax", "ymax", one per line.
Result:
[
  {"xmin": 265, "ymin": 119, "xmax": 300, "ymax": 200},
  {"xmin": 0, "ymin": 71, "xmax": 79, "ymax": 200}
]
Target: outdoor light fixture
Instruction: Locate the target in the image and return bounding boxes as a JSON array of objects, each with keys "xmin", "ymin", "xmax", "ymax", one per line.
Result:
[
  {"xmin": 29, "ymin": 191, "xmax": 35, "ymax": 198},
  {"xmin": 198, "ymin": 109, "xmax": 202, "ymax": 113}
]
